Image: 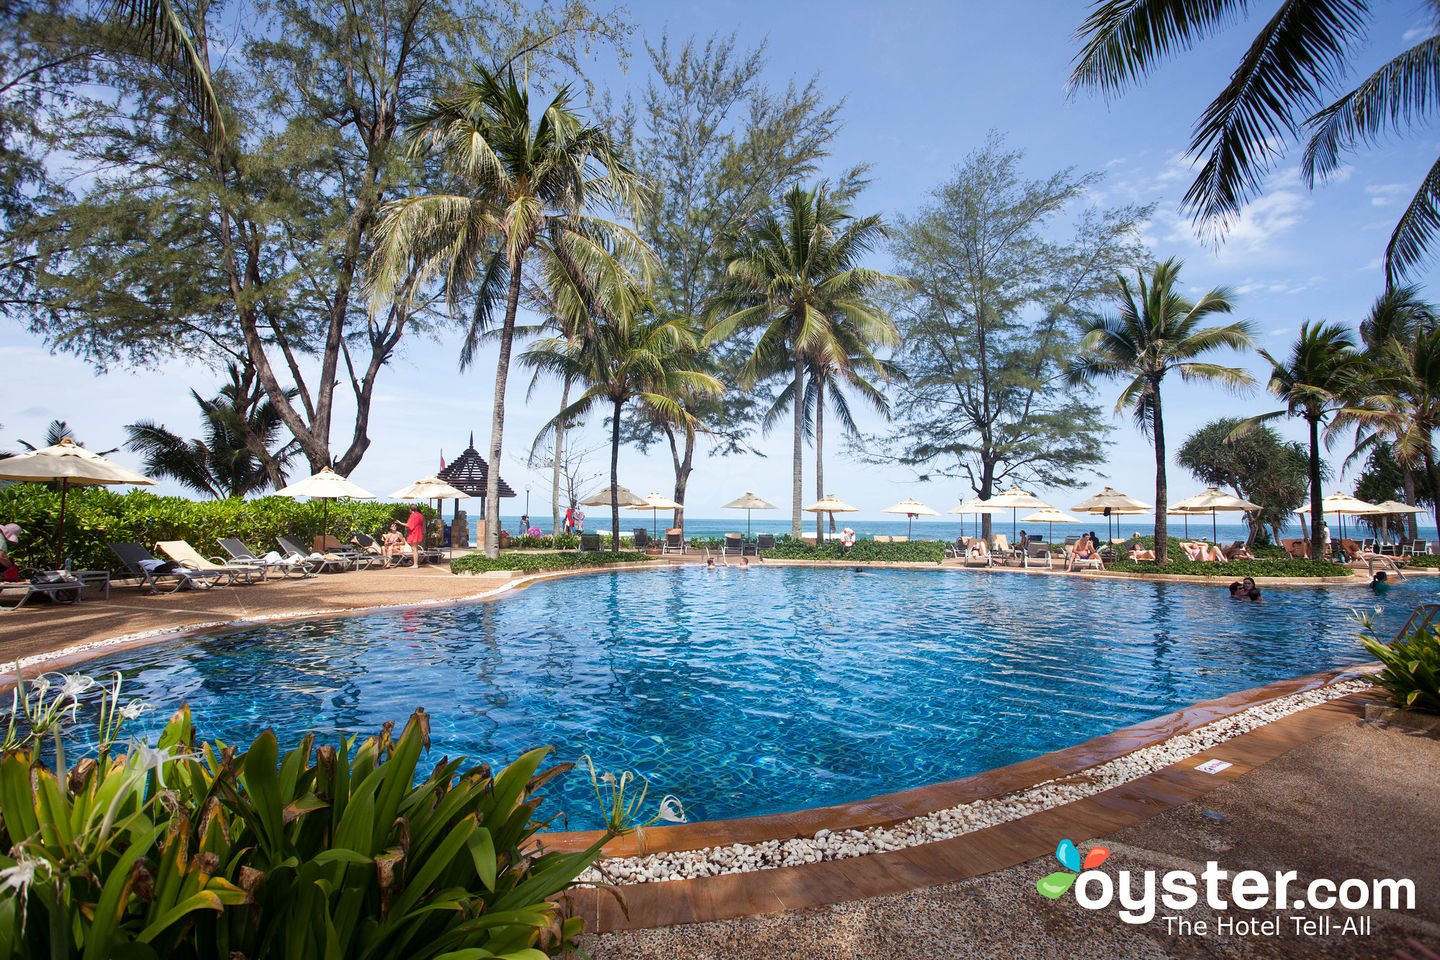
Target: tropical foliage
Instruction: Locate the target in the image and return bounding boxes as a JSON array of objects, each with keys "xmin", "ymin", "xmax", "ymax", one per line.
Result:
[
  {"xmin": 451, "ymin": 551, "xmax": 650, "ymax": 573},
  {"xmin": 0, "ymin": 674, "xmax": 612, "ymax": 959},
  {"xmin": 1067, "ymin": 258, "xmax": 1255, "ymax": 563},
  {"xmin": 1071, "ymin": 0, "xmax": 1440, "ymax": 283},
  {"xmin": 757, "ymin": 539, "xmax": 947, "ymax": 563},
  {"xmin": 371, "ymin": 63, "xmax": 649, "ymax": 559},
  {"xmin": 1177, "ymin": 417, "xmax": 1311, "ymax": 544},
  {"xmin": 708, "ymin": 184, "xmax": 903, "ymax": 536},
  {"xmin": 1362, "ymin": 622, "xmax": 1440, "ymax": 713}
]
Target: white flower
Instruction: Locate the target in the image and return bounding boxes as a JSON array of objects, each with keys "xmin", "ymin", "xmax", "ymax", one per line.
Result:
[
  {"xmin": 0, "ymin": 856, "xmax": 50, "ymax": 898},
  {"xmin": 600, "ymin": 771, "xmax": 617, "ymax": 785},
  {"xmin": 129, "ymin": 743, "xmax": 186, "ymax": 787},
  {"xmin": 119, "ymin": 702, "xmax": 150, "ymax": 721},
  {"xmin": 655, "ymin": 795, "xmax": 686, "ymax": 823},
  {"xmin": 57, "ymin": 673, "xmax": 96, "ymax": 701}
]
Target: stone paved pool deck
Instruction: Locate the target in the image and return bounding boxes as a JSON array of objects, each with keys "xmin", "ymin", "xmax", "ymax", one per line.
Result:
[{"xmin": 1, "ymin": 557, "xmax": 1436, "ymax": 957}]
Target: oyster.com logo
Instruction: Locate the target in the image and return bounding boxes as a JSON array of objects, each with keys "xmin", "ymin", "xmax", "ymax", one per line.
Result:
[{"xmin": 1037, "ymin": 838, "xmax": 1110, "ymax": 900}]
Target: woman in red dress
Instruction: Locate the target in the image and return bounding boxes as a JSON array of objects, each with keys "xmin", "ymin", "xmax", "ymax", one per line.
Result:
[{"xmin": 406, "ymin": 509, "xmax": 424, "ymax": 567}]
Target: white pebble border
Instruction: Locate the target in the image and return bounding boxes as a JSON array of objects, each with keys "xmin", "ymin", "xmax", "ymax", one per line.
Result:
[{"xmin": 580, "ymin": 676, "xmax": 1372, "ymax": 886}]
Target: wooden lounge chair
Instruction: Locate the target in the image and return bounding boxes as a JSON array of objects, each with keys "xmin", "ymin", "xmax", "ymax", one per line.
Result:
[
  {"xmin": 220, "ymin": 539, "xmax": 315, "ymax": 578},
  {"xmin": 276, "ymin": 536, "xmax": 352, "ymax": 573},
  {"xmin": 662, "ymin": 528, "xmax": 686, "ymax": 555},
  {"xmin": 723, "ymin": 533, "xmax": 744, "ymax": 557},
  {"xmin": 756, "ymin": 534, "xmax": 775, "ymax": 553},
  {"xmin": 156, "ymin": 540, "xmax": 265, "ymax": 584},
  {"xmin": 110, "ymin": 542, "xmax": 226, "ymax": 592}
]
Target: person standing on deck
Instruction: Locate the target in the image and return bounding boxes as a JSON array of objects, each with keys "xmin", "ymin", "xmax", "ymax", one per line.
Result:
[{"xmin": 406, "ymin": 509, "xmax": 424, "ymax": 568}]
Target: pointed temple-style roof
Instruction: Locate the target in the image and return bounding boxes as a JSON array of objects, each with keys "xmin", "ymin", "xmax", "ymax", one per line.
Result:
[{"xmin": 437, "ymin": 432, "xmax": 516, "ymax": 498}]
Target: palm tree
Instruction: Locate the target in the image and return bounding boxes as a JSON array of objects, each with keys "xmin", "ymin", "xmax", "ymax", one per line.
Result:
[
  {"xmin": 1241, "ymin": 322, "xmax": 1366, "ymax": 558},
  {"xmin": 370, "ymin": 64, "xmax": 650, "ymax": 558},
  {"xmin": 18, "ymin": 421, "xmax": 119, "ymax": 455},
  {"xmin": 1071, "ymin": 1, "xmax": 1440, "ymax": 284},
  {"xmin": 708, "ymin": 184, "xmax": 903, "ymax": 536},
  {"xmin": 124, "ymin": 364, "xmax": 301, "ymax": 498},
  {"xmin": 1067, "ymin": 258, "xmax": 1254, "ymax": 564},
  {"xmin": 523, "ymin": 300, "xmax": 722, "ymax": 546}
]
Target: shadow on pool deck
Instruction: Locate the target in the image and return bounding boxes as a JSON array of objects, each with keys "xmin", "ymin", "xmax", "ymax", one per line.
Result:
[{"xmin": 581, "ymin": 720, "xmax": 1440, "ymax": 960}]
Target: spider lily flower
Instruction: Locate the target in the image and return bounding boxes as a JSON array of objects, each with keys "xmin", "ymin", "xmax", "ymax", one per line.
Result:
[
  {"xmin": 655, "ymin": 795, "xmax": 686, "ymax": 823},
  {"xmin": 56, "ymin": 673, "xmax": 96, "ymax": 702},
  {"xmin": 0, "ymin": 855, "xmax": 50, "ymax": 898},
  {"xmin": 119, "ymin": 702, "xmax": 150, "ymax": 721},
  {"xmin": 129, "ymin": 743, "xmax": 187, "ymax": 789}
]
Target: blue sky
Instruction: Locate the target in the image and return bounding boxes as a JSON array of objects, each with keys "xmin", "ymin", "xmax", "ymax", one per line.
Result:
[{"xmin": 5, "ymin": 0, "xmax": 1438, "ymax": 524}]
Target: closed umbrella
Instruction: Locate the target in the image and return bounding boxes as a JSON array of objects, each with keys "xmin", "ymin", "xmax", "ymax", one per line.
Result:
[
  {"xmin": 0, "ymin": 438, "xmax": 154, "ymax": 567},
  {"xmin": 628, "ymin": 492, "xmax": 683, "ymax": 540},
  {"xmin": 720, "ymin": 491, "xmax": 777, "ymax": 537},
  {"xmin": 1169, "ymin": 486, "xmax": 1260, "ymax": 544},
  {"xmin": 881, "ymin": 497, "xmax": 940, "ymax": 539},
  {"xmin": 985, "ymin": 486, "xmax": 1053, "ymax": 542},
  {"xmin": 1020, "ymin": 507, "xmax": 1081, "ymax": 547},
  {"xmin": 276, "ymin": 467, "xmax": 374, "ymax": 543},
  {"xmin": 1073, "ymin": 487, "xmax": 1153, "ymax": 548},
  {"xmin": 803, "ymin": 494, "xmax": 857, "ymax": 542}
]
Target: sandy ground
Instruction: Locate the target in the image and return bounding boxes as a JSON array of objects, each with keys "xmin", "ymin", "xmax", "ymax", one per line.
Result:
[{"xmin": 582, "ymin": 721, "xmax": 1440, "ymax": 960}]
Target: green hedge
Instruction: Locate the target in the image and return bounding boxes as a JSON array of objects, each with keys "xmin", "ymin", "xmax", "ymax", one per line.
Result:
[
  {"xmin": 759, "ymin": 539, "xmax": 947, "ymax": 563},
  {"xmin": 1402, "ymin": 553, "xmax": 1440, "ymax": 568},
  {"xmin": 0, "ymin": 484, "xmax": 434, "ymax": 573},
  {"xmin": 451, "ymin": 551, "xmax": 650, "ymax": 573},
  {"xmin": 505, "ymin": 533, "xmax": 580, "ymax": 550},
  {"xmin": 1106, "ymin": 557, "xmax": 1352, "ymax": 577}
]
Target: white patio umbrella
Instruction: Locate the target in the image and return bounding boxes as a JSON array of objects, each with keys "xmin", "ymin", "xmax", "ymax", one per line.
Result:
[
  {"xmin": 1363, "ymin": 500, "xmax": 1422, "ymax": 544},
  {"xmin": 1169, "ymin": 486, "xmax": 1260, "ymax": 544},
  {"xmin": 720, "ymin": 491, "xmax": 777, "ymax": 537},
  {"xmin": 947, "ymin": 496, "xmax": 1003, "ymax": 539},
  {"xmin": 277, "ymin": 467, "xmax": 374, "ymax": 543},
  {"xmin": 628, "ymin": 491, "xmax": 683, "ymax": 539},
  {"xmin": 0, "ymin": 438, "xmax": 155, "ymax": 567},
  {"xmin": 1297, "ymin": 492, "xmax": 1379, "ymax": 542},
  {"xmin": 803, "ymin": 494, "xmax": 857, "ymax": 541},
  {"xmin": 1020, "ymin": 508, "xmax": 1081, "ymax": 546},
  {"xmin": 881, "ymin": 497, "xmax": 940, "ymax": 539},
  {"xmin": 390, "ymin": 476, "xmax": 469, "ymax": 557},
  {"xmin": 579, "ymin": 485, "xmax": 647, "ymax": 543},
  {"xmin": 985, "ymin": 486, "xmax": 1053, "ymax": 542},
  {"xmin": 1073, "ymin": 487, "xmax": 1153, "ymax": 546}
]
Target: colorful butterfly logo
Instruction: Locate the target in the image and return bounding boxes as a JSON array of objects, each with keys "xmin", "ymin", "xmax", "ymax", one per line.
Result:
[{"xmin": 1036, "ymin": 839, "xmax": 1110, "ymax": 899}]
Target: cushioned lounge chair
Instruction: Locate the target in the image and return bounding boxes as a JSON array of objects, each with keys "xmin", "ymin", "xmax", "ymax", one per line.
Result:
[
  {"xmin": 1024, "ymin": 539, "xmax": 1053, "ymax": 569},
  {"xmin": 276, "ymin": 536, "xmax": 352, "ymax": 573},
  {"xmin": 662, "ymin": 529, "xmax": 685, "ymax": 555},
  {"xmin": 315, "ymin": 535, "xmax": 380, "ymax": 570},
  {"xmin": 156, "ymin": 540, "xmax": 265, "ymax": 584},
  {"xmin": 0, "ymin": 570, "xmax": 83, "ymax": 610},
  {"xmin": 110, "ymin": 542, "xmax": 226, "ymax": 592},
  {"xmin": 633, "ymin": 528, "xmax": 652, "ymax": 550},
  {"xmin": 579, "ymin": 532, "xmax": 602, "ymax": 552},
  {"xmin": 220, "ymin": 539, "xmax": 315, "ymax": 578},
  {"xmin": 756, "ymin": 534, "xmax": 775, "ymax": 552},
  {"xmin": 722, "ymin": 533, "xmax": 744, "ymax": 557}
]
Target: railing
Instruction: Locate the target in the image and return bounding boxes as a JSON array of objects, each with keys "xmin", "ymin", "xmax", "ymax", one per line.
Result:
[
  {"xmin": 1394, "ymin": 603, "xmax": 1440, "ymax": 642},
  {"xmin": 1365, "ymin": 554, "xmax": 1406, "ymax": 580}
]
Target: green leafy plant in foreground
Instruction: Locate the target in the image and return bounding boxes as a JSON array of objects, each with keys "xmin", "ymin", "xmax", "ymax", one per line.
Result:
[
  {"xmin": 0, "ymin": 673, "xmax": 620, "ymax": 959},
  {"xmin": 1359, "ymin": 613, "xmax": 1440, "ymax": 713}
]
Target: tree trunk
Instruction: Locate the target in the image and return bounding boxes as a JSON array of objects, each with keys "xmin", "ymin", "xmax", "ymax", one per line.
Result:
[
  {"xmin": 552, "ymin": 377, "xmax": 571, "ymax": 536},
  {"xmin": 1152, "ymin": 381, "xmax": 1168, "ymax": 564},
  {"xmin": 1403, "ymin": 468, "xmax": 1419, "ymax": 539},
  {"xmin": 815, "ymin": 377, "xmax": 825, "ymax": 542},
  {"xmin": 485, "ymin": 253, "xmax": 525, "ymax": 559},
  {"xmin": 979, "ymin": 459, "xmax": 995, "ymax": 541},
  {"xmin": 671, "ymin": 423, "xmax": 695, "ymax": 532},
  {"xmin": 1423, "ymin": 445, "xmax": 1440, "ymax": 546},
  {"xmin": 1307, "ymin": 415, "xmax": 1324, "ymax": 559},
  {"xmin": 791, "ymin": 356, "xmax": 804, "ymax": 537},
  {"xmin": 611, "ymin": 396, "xmax": 624, "ymax": 549}
]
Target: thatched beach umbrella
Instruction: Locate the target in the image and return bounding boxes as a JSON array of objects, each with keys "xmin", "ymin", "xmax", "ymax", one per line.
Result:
[
  {"xmin": 720, "ymin": 491, "xmax": 777, "ymax": 537},
  {"xmin": 276, "ymin": 467, "xmax": 374, "ymax": 542},
  {"xmin": 0, "ymin": 438, "xmax": 154, "ymax": 567},
  {"xmin": 1169, "ymin": 486, "xmax": 1260, "ymax": 544},
  {"xmin": 881, "ymin": 496, "xmax": 940, "ymax": 539},
  {"xmin": 629, "ymin": 492, "xmax": 683, "ymax": 539}
]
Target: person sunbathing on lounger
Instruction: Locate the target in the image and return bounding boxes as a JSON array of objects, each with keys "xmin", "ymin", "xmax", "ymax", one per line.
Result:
[
  {"xmin": 1126, "ymin": 534, "xmax": 1156, "ymax": 561},
  {"xmin": 968, "ymin": 537, "xmax": 990, "ymax": 561},
  {"xmin": 1066, "ymin": 534, "xmax": 1099, "ymax": 571},
  {"xmin": 1223, "ymin": 541, "xmax": 1257, "ymax": 560},
  {"xmin": 1183, "ymin": 541, "xmax": 1225, "ymax": 562},
  {"xmin": 380, "ymin": 522, "xmax": 407, "ymax": 562}
]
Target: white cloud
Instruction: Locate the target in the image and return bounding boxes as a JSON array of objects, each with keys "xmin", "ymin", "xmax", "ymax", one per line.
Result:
[{"xmin": 1366, "ymin": 183, "xmax": 1407, "ymax": 207}]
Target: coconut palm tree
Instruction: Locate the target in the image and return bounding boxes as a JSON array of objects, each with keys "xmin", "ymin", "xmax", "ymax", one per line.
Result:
[
  {"xmin": 1067, "ymin": 258, "xmax": 1254, "ymax": 564},
  {"xmin": 523, "ymin": 299, "xmax": 722, "ymax": 547},
  {"xmin": 708, "ymin": 184, "xmax": 903, "ymax": 535},
  {"xmin": 18, "ymin": 421, "xmax": 119, "ymax": 455},
  {"xmin": 370, "ymin": 64, "xmax": 650, "ymax": 558},
  {"xmin": 1240, "ymin": 322, "xmax": 1366, "ymax": 558},
  {"xmin": 1071, "ymin": 0, "xmax": 1440, "ymax": 285},
  {"xmin": 124, "ymin": 364, "xmax": 301, "ymax": 498}
]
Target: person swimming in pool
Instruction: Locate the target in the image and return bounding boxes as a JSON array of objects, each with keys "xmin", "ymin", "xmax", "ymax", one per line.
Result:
[{"xmin": 1370, "ymin": 570, "xmax": 1391, "ymax": 594}]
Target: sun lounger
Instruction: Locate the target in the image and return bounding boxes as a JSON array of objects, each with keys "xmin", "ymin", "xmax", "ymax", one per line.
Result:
[
  {"xmin": 723, "ymin": 533, "xmax": 744, "ymax": 556},
  {"xmin": 0, "ymin": 569, "xmax": 84, "ymax": 610},
  {"xmin": 633, "ymin": 529, "xmax": 653, "ymax": 550},
  {"xmin": 662, "ymin": 528, "xmax": 685, "ymax": 555},
  {"xmin": 276, "ymin": 536, "xmax": 352, "ymax": 573},
  {"xmin": 1064, "ymin": 545, "xmax": 1103, "ymax": 572},
  {"xmin": 945, "ymin": 537, "xmax": 965, "ymax": 560},
  {"xmin": 315, "ymin": 535, "xmax": 380, "ymax": 569},
  {"xmin": 1024, "ymin": 539, "xmax": 1053, "ymax": 569},
  {"xmin": 156, "ymin": 540, "xmax": 265, "ymax": 584},
  {"xmin": 874, "ymin": 535, "xmax": 891, "ymax": 543},
  {"xmin": 220, "ymin": 539, "xmax": 315, "ymax": 578},
  {"xmin": 110, "ymin": 542, "xmax": 226, "ymax": 592},
  {"xmin": 756, "ymin": 534, "xmax": 775, "ymax": 553},
  {"xmin": 579, "ymin": 532, "xmax": 602, "ymax": 552},
  {"xmin": 963, "ymin": 539, "xmax": 993, "ymax": 567}
]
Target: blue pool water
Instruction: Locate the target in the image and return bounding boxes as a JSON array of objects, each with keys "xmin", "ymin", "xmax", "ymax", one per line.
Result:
[{"xmin": 67, "ymin": 568, "xmax": 1433, "ymax": 829}]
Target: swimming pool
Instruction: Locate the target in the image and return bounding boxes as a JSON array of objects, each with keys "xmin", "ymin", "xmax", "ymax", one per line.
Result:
[{"xmin": 64, "ymin": 567, "xmax": 1429, "ymax": 829}]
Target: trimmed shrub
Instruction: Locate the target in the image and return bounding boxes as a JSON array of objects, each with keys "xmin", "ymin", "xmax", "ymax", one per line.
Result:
[
  {"xmin": 451, "ymin": 551, "xmax": 650, "ymax": 573},
  {"xmin": 0, "ymin": 485, "xmax": 435, "ymax": 574},
  {"xmin": 1106, "ymin": 557, "xmax": 1351, "ymax": 577},
  {"xmin": 1402, "ymin": 553, "xmax": 1440, "ymax": 568},
  {"xmin": 759, "ymin": 539, "xmax": 947, "ymax": 563}
]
